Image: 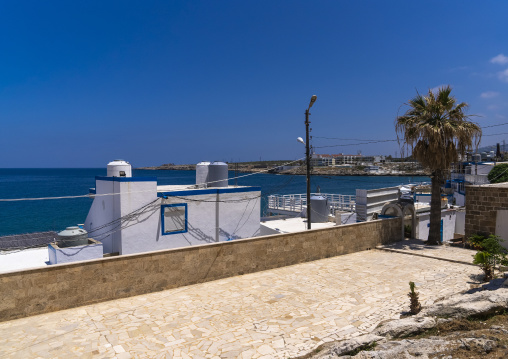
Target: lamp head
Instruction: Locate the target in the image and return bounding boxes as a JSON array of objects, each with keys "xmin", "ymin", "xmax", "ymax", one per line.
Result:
[
  {"xmin": 297, "ymin": 137, "xmax": 305, "ymax": 145},
  {"xmin": 308, "ymin": 95, "xmax": 317, "ymax": 109}
]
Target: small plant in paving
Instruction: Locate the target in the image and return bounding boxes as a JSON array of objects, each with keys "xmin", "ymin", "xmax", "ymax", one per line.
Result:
[
  {"xmin": 408, "ymin": 281, "xmax": 422, "ymax": 315},
  {"xmin": 471, "ymin": 234, "xmax": 508, "ymax": 282}
]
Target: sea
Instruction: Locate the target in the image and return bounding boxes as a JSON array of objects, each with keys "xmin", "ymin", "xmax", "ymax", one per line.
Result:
[{"xmin": 0, "ymin": 169, "xmax": 429, "ymax": 237}]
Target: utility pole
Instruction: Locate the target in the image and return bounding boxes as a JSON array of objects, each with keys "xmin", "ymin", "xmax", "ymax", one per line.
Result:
[{"xmin": 305, "ymin": 95, "xmax": 317, "ymax": 230}]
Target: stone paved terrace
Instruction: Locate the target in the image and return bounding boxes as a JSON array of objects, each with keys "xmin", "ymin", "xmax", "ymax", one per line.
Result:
[
  {"xmin": 377, "ymin": 238, "xmax": 476, "ymax": 266},
  {"xmin": 0, "ymin": 248, "xmax": 482, "ymax": 359}
]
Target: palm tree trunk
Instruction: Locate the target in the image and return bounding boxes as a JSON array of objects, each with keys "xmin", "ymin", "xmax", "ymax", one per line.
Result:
[{"xmin": 428, "ymin": 169, "xmax": 443, "ymax": 245}]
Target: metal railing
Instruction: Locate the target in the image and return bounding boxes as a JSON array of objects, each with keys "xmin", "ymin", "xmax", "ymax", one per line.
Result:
[
  {"xmin": 451, "ymin": 173, "xmax": 490, "ymax": 185},
  {"xmin": 267, "ymin": 193, "xmax": 356, "ymax": 216}
]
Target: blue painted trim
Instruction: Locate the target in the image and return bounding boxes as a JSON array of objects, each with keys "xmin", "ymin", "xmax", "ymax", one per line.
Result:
[
  {"xmin": 95, "ymin": 176, "xmax": 157, "ymax": 182},
  {"xmin": 219, "ymin": 186, "xmax": 260, "ymax": 194},
  {"xmin": 89, "ymin": 188, "xmax": 96, "ymax": 194},
  {"xmin": 161, "ymin": 203, "xmax": 188, "ymax": 236},
  {"xmin": 157, "ymin": 186, "xmax": 261, "ymax": 197}
]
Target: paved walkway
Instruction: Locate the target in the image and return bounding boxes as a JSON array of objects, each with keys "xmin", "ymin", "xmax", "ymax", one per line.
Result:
[
  {"xmin": 378, "ymin": 238, "xmax": 476, "ymax": 266},
  {"xmin": 0, "ymin": 249, "xmax": 482, "ymax": 359}
]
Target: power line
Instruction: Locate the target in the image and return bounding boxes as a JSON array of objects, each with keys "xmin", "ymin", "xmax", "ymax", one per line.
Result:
[
  {"xmin": 312, "ymin": 123, "xmax": 508, "ymax": 149},
  {"xmin": 314, "ymin": 139, "xmax": 398, "ymax": 149},
  {"xmin": 314, "ymin": 136, "xmax": 395, "ymax": 142},
  {"xmin": 482, "ymin": 122, "xmax": 508, "ymax": 129},
  {"xmin": 1, "ymin": 169, "xmax": 304, "ymax": 250},
  {"xmin": 0, "ymin": 157, "xmax": 306, "ymax": 202},
  {"xmin": 482, "ymin": 132, "xmax": 508, "ymax": 137}
]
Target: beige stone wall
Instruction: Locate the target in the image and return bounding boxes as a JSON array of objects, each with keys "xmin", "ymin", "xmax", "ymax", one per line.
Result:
[
  {"xmin": 465, "ymin": 184, "xmax": 508, "ymax": 238},
  {"xmin": 0, "ymin": 218, "xmax": 401, "ymax": 322}
]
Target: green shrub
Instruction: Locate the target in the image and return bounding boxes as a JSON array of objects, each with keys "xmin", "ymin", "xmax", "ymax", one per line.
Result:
[
  {"xmin": 488, "ymin": 163, "xmax": 508, "ymax": 184},
  {"xmin": 471, "ymin": 234, "xmax": 508, "ymax": 281},
  {"xmin": 468, "ymin": 233, "xmax": 486, "ymax": 250}
]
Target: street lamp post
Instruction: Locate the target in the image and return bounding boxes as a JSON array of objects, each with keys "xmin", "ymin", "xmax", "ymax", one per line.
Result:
[{"xmin": 305, "ymin": 95, "xmax": 317, "ymax": 229}]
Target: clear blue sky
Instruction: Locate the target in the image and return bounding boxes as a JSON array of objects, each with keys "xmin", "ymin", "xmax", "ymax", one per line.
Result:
[{"xmin": 1, "ymin": 1, "xmax": 507, "ymax": 167}]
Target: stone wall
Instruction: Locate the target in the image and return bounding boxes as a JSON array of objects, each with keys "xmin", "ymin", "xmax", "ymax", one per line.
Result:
[
  {"xmin": 0, "ymin": 218, "xmax": 401, "ymax": 322},
  {"xmin": 465, "ymin": 183, "xmax": 508, "ymax": 238}
]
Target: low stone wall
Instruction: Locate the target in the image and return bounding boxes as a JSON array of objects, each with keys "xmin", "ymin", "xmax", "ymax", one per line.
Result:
[
  {"xmin": 465, "ymin": 184, "xmax": 508, "ymax": 238},
  {"xmin": 0, "ymin": 218, "xmax": 401, "ymax": 322}
]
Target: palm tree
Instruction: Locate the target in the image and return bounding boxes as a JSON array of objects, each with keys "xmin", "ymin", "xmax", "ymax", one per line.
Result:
[{"xmin": 396, "ymin": 86, "xmax": 481, "ymax": 245}]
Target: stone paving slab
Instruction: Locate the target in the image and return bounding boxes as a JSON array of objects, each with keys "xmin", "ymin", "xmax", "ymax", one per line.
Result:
[
  {"xmin": 0, "ymin": 249, "xmax": 482, "ymax": 359},
  {"xmin": 377, "ymin": 238, "xmax": 477, "ymax": 266}
]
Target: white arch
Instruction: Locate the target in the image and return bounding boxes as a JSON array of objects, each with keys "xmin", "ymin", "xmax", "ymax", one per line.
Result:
[{"xmin": 381, "ymin": 202, "xmax": 416, "ymax": 241}]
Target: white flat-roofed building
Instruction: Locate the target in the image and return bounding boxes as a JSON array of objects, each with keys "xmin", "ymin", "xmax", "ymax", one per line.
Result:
[{"xmin": 85, "ymin": 161, "xmax": 261, "ymax": 256}]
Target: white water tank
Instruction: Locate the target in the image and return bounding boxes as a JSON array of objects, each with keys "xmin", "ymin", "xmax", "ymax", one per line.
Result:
[
  {"xmin": 196, "ymin": 161, "xmax": 228, "ymax": 187},
  {"xmin": 107, "ymin": 160, "xmax": 132, "ymax": 177},
  {"xmin": 208, "ymin": 162, "xmax": 228, "ymax": 187},
  {"xmin": 196, "ymin": 161, "xmax": 211, "ymax": 188},
  {"xmin": 310, "ymin": 195, "xmax": 329, "ymax": 223}
]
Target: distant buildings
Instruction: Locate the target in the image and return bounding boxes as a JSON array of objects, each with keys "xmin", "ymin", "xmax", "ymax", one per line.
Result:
[{"xmin": 311, "ymin": 153, "xmax": 387, "ymax": 167}]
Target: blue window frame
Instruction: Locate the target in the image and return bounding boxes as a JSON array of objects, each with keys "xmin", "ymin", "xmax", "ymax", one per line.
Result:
[{"xmin": 161, "ymin": 204, "xmax": 188, "ymax": 235}]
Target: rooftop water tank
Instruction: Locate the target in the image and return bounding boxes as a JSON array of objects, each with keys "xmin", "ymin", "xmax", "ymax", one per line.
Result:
[
  {"xmin": 57, "ymin": 226, "xmax": 89, "ymax": 248},
  {"xmin": 208, "ymin": 162, "xmax": 228, "ymax": 187},
  {"xmin": 196, "ymin": 161, "xmax": 211, "ymax": 188},
  {"xmin": 310, "ymin": 195, "xmax": 329, "ymax": 223},
  {"xmin": 107, "ymin": 160, "xmax": 132, "ymax": 177}
]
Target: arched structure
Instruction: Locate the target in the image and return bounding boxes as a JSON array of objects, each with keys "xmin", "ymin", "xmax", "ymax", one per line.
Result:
[{"xmin": 380, "ymin": 202, "xmax": 416, "ymax": 241}]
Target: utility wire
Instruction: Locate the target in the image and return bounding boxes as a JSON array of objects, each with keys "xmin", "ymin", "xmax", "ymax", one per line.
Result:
[
  {"xmin": 1, "ymin": 168, "xmax": 305, "ymax": 250},
  {"xmin": 0, "ymin": 157, "xmax": 305, "ymax": 202}
]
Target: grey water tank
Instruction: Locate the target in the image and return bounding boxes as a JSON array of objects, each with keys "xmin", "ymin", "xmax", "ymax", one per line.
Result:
[
  {"xmin": 208, "ymin": 162, "xmax": 229, "ymax": 187},
  {"xmin": 473, "ymin": 153, "xmax": 481, "ymax": 163},
  {"xmin": 310, "ymin": 196, "xmax": 329, "ymax": 223},
  {"xmin": 56, "ymin": 226, "xmax": 89, "ymax": 248},
  {"xmin": 196, "ymin": 161, "xmax": 211, "ymax": 188}
]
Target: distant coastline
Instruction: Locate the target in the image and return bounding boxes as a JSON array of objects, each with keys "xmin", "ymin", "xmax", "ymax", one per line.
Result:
[{"xmin": 137, "ymin": 162, "xmax": 431, "ymax": 177}]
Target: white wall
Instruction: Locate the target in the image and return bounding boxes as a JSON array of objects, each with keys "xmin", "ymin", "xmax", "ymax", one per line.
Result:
[
  {"xmin": 495, "ymin": 209, "xmax": 508, "ymax": 251},
  {"xmin": 84, "ymin": 180, "xmax": 116, "ymax": 253},
  {"xmin": 48, "ymin": 242, "xmax": 103, "ymax": 265},
  {"xmin": 84, "ymin": 178, "xmax": 158, "ymax": 254},
  {"xmin": 455, "ymin": 210, "xmax": 465, "ymax": 235},
  {"xmin": 416, "ymin": 209, "xmax": 457, "ymax": 242},
  {"xmin": 121, "ymin": 187, "xmax": 261, "ymax": 255},
  {"xmin": 85, "ymin": 177, "xmax": 261, "ymax": 256},
  {"xmin": 453, "ymin": 192, "xmax": 465, "ymax": 207},
  {"xmin": 117, "ymin": 181, "xmax": 159, "ymax": 255}
]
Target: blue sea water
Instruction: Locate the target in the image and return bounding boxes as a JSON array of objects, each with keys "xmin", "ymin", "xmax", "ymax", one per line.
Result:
[{"xmin": 0, "ymin": 168, "xmax": 429, "ymax": 236}]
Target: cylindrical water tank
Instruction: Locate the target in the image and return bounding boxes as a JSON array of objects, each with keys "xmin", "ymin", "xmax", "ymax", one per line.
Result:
[
  {"xmin": 472, "ymin": 154, "xmax": 481, "ymax": 163},
  {"xmin": 107, "ymin": 160, "xmax": 132, "ymax": 177},
  {"xmin": 196, "ymin": 161, "xmax": 211, "ymax": 187},
  {"xmin": 57, "ymin": 226, "xmax": 89, "ymax": 248},
  {"xmin": 208, "ymin": 162, "xmax": 229, "ymax": 187},
  {"xmin": 310, "ymin": 195, "xmax": 329, "ymax": 223}
]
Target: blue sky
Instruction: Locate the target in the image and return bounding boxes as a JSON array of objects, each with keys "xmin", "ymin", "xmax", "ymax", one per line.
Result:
[{"xmin": 1, "ymin": 1, "xmax": 507, "ymax": 167}]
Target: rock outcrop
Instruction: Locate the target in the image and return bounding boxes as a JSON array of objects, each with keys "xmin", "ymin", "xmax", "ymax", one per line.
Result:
[
  {"xmin": 421, "ymin": 288, "xmax": 508, "ymax": 319},
  {"xmin": 306, "ymin": 283, "xmax": 508, "ymax": 359}
]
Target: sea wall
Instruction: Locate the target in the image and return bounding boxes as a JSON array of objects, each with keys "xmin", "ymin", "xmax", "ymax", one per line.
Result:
[{"xmin": 0, "ymin": 218, "xmax": 401, "ymax": 322}]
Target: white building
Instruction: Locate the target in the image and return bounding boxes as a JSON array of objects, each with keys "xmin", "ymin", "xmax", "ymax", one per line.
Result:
[
  {"xmin": 450, "ymin": 161, "xmax": 500, "ymax": 206},
  {"xmin": 85, "ymin": 160, "xmax": 261, "ymax": 256}
]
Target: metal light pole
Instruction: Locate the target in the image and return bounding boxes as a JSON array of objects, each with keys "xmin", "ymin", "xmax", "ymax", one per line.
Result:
[{"xmin": 305, "ymin": 95, "xmax": 317, "ymax": 229}]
